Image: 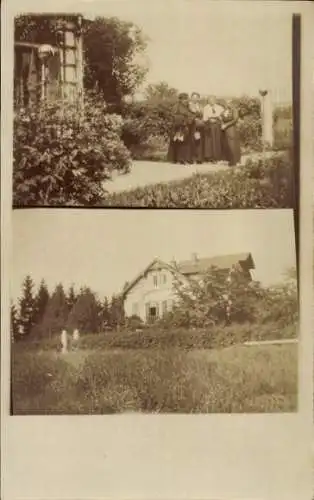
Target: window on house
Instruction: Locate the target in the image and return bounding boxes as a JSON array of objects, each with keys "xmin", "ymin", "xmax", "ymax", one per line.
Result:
[
  {"xmin": 163, "ymin": 274, "xmax": 167, "ymax": 284},
  {"xmin": 146, "ymin": 302, "xmax": 159, "ymax": 323},
  {"xmin": 153, "ymin": 275, "xmax": 158, "ymax": 287}
]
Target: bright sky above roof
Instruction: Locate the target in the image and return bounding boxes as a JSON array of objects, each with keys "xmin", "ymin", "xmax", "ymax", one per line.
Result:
[{"xmin": 11, "ymin": 209, "xmax": 296, "ymax": 301}]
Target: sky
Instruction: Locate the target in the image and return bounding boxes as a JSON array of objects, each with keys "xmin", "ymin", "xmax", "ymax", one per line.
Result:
[
  {"xmin": 11, "ymin": 209, "xmax": 296, "ymax": 302},
  {"xmin": 75, "ymin": 0, "xmax": 294, "ymax": 102}
]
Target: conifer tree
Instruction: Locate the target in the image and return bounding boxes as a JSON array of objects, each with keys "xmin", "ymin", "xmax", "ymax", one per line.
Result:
[
  {"xmin": 33, "ymin": 279, "xmax": 50, "ymax": 326},
  {"xmin": 67, "ymin": 287, "xmax": 101, "ymax": 334},
  {"xmin": 39, "ymin": 283, "xmax": 69, "ymax": 337},
  {"xmin": 18, "ymin": 275, "xmax": 36, "ymax": 337},
  {"xmin": 10, "ymin": 302, "xmax": 19, "ymax": 341},
  {"xmin": 67, "ymin": 285, "xmax": 77, "ymax": 312}
]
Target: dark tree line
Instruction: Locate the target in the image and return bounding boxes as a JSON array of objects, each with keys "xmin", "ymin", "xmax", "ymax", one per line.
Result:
[{"xmin": 11, "ymin": 276, "xmax": 125, "ymax": 341}]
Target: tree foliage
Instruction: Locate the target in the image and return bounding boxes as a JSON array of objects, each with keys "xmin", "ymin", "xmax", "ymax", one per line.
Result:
[
  {"xmin": 38, "ymin": 284, "xmax": 69, "ymax": 338},
  {"xmin": 67, "ymin": 287, "xmax": 101, "ymax": 334},
  {"xmin": 144, "ymin": 82, "xmax": 179, "ymax": 102},
  {"xmin": 18, "ymin": 275, "xmax": 36, "ymax": 337},
  {"xmin": 158, "ymin": 265, "xmax": 298, "ymax": 330},
  {"xmin": 83, "ymin": 17, "xmax": 149, "ymax": 104},
  {"xmin": 13, "ymin": 93, "xmax": 130, "ymax": 206},
  {"xmin": 32, "ymin": 280, "xmax": 50, "ymax": 327}
]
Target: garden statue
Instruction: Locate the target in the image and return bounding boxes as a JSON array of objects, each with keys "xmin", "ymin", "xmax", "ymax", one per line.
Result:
[
  {"xmin": 72, "ymin": 328, "xmax": 80, "ymax": 351},
  {"xmin": 60, "ymin": 329, "xmax": 68, "ymax": 354}
]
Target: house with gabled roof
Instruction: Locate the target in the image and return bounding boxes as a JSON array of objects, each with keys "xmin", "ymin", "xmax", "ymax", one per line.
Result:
[{"xmin": 122, "ymin": 253, "xmax": 255, "ymax": 323}]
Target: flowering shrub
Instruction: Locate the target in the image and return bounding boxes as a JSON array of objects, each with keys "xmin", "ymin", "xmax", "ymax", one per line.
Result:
[
  {"xmin": 102, "ymin": 152, "xmax": 293, "ymax": 208},
  {"xmin": 13, "ymin": 93, "xmax": 131, "ymax": 206}
]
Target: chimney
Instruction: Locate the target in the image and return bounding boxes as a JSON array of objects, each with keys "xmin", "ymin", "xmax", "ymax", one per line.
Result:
[{"xmin": 192, "ymin": 253, "xmax": 199, "ymax": 263}]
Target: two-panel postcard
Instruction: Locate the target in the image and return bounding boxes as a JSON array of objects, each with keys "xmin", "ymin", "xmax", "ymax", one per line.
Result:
[{"xmin": 1, "ymin": 1, "xmax": 314, "ymax": 499}]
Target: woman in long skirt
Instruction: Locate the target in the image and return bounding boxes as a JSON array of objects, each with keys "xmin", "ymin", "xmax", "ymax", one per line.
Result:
[
  {"xmin": 167, "ymin": 93, "xmax": 194, "ymax": 164},
  {"xmin": 189, "ymin": 92, "xmax": 204, "ymax": 163},
  {"xmin": 202, "ymin": 96, "xmax": 224, "ymax": 162},
  {"xmin": 221, "ymin": 101, "xmax": 241, "ymax": 166}
]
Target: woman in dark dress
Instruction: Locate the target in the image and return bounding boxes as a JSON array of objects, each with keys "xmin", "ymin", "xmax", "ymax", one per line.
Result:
[
  {"xmin": 167, "ymin": 93, "xmax": 195, "ymax": 164},
  {"xmin": 221, "ymin": 101, "xmax": 241, "ymax": 166},
  {"xmin": 202, "ymin": 95, "xmax": 224, "ymax": 162},
  {"xmin": 188, "ymin": 92, "xmax": 204, "ymax": 163}
]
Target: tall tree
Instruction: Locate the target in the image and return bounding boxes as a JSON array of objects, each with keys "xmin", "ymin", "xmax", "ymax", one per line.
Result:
[
  {"xmin": 109, "ymin": 294, "xmax": 125, "ymax": 329},
  {"xmin": 39, "ymin": 283, "xmax": 69, "ymax": 337},
  {"xmin": 10, "ymin": 302, "xmax": 19, "ymax": 341},
  {"xmin": 32, "ymin": 280, "xmax": 50, "ymax": 327},
  {"xmin": 100, "ymin": 296, "xmax": 111, "ymax": 330},
  {"xmin": 67, "ymin": 285, "xmax": 77, "ymax": 312},
  {"xmin": 67, "ymin": 287, "xmax": 101, "ymax": 334},
  {"xmin": 14, "ymin": 14, "xmax": 149, "ymax": 106},
  {"xmin": 171, "ymin": 266, "xmax": 264, "ymax": 328},
  {"xmin": 83, "ymin": 17, "xmax": 149, "ymax": 104},
  {"xmin": 18, "ymin": 275, "xmax": 36, "ymax": 337}
]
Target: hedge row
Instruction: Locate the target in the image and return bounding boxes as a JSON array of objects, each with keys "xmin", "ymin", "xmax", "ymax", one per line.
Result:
[
  {"xmin": 102, "ymin": 152, "xmax": 294, "ymax": 208},
  {"xmin": 78, "ymin": 322, "xmax": 297, "ymax": 351}
]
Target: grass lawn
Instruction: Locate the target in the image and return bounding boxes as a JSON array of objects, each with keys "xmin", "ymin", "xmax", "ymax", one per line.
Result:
[{"xmin": 11, "ymin": 342, "xmax": 297, "ymax": 415}]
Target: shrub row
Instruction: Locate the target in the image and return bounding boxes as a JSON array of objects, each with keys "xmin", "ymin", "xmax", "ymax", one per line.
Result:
[
  {"xmin": 79, "ymin": 322, "xmax": 297, "ymax": 351},
  {"xmin": 12, "ymin": 321, "xmax": 297, "ymax": 355},
  {"xmin": 102, "ymin": 152, "xmax": 294, "ymax": 208}
]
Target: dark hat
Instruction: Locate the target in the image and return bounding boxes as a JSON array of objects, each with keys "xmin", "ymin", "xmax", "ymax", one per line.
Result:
[{"xmin": 178, "ymin": 92, "xmax": 189, "ymax": 100}]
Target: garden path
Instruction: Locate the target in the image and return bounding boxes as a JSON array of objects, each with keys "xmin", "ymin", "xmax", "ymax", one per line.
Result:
[{"xmin": 104, "ymin": 151, "xmax": 275, "ymax": 194}]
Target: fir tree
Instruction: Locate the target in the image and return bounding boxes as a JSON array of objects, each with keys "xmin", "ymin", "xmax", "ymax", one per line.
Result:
[
  {"xmin": 67, "ymin": 285, "xmax": 77, "ymax": 311},
  {"xmin": 67, "ymin": 287, "xmax": 101, "ymax": 334},
  {"xmin": 18, "ymin": 275, "xmax": 36, "ymax": 337},
  {"xmin": 33, "ymin": 279, "xmax": 50, "ymax": 327},
  {"xmin": 39, "ymin": 283, "xmax": 69, "ymax": 337},
  {"xmin": 10, "ymin": 302, "xmax": 19, "ymax": 341}
]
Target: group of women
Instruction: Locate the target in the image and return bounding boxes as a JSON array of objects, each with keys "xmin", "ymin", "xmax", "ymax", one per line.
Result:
[{"xmin": 167, "ymin": 92, "xmax": 241, "ymax": 166}]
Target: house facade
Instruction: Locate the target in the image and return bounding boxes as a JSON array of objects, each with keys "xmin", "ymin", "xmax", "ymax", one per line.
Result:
[
  {"xmin": 122, "ymin": 253, "xmax": 255, "ymax": 323},
  {"xmin": 14, "ymin": 13, "xmax": 84, "ymax": 108}
]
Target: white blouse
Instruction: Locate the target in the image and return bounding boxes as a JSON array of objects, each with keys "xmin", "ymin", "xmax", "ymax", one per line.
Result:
[{"xmin": 203, "ymin": 104, "xmax": 224, "ymax": 121}]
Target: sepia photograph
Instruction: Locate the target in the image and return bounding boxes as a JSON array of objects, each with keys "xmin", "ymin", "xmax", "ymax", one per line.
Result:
[
  {"xmin": 12, "ymin": 1, "xmax": 298, "ymax": 208},
  {"xmin": 10, "ymin": 209, "xmax": 298, "ymax": 415}
]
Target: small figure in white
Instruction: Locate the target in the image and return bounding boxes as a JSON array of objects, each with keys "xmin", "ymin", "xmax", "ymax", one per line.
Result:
[
  {"xmin": 60, "ymin": 329, "xmax": 68, "ymax": 354},
  {"xmin": 72, "ymin": 328, "xmax": 80, "ymax": 351}
]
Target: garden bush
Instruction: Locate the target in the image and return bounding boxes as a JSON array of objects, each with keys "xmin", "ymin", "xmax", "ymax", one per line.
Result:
[
  {"xmin": 101, "ymin": 152, "xmax": 293, "ymax": 208},
  {"xmin": 13, "ymin": 92, "xmax": 131, "ymax": 206}
]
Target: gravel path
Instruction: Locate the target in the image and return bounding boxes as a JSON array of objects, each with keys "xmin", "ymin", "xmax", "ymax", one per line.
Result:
[{"xmin": 104, "ymin": 151, "xmax": 275, "ymax": 194}]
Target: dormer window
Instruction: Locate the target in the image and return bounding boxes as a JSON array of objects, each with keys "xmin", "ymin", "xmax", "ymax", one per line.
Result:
[{"xmin": 153, "ymin": 275, "xmax": 158, "ymax": 287}]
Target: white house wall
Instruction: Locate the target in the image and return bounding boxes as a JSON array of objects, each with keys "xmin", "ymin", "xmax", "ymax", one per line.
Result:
[{"xmin": 124, "ymin": 267, "xmax": 180, "ymax": 322}]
